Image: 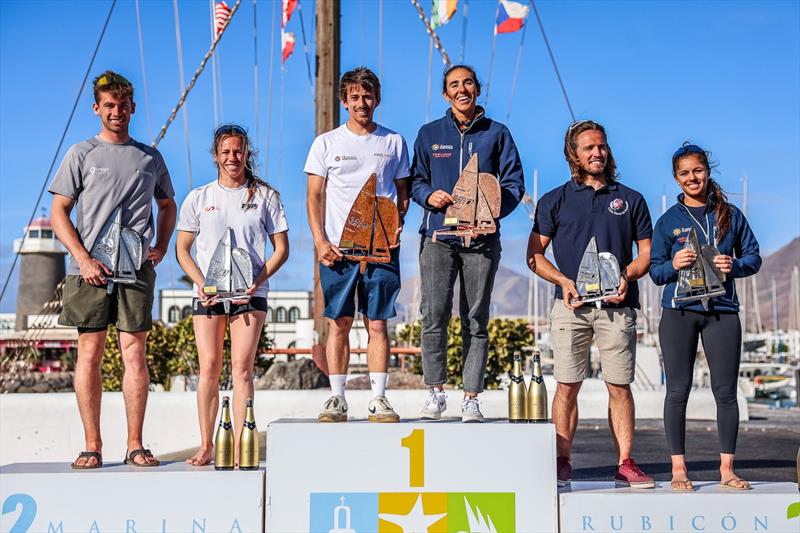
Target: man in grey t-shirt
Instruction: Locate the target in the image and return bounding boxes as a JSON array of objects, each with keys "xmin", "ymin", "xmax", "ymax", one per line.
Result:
[{"xmin": 49, "ymin": 71, "xmax": 176, "ymax": 469}]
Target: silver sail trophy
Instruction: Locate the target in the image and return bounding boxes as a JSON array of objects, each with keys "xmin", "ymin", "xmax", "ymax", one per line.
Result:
[
  {"xmin": 572, "ymin": 237, "xmax": 621, "ymax": 309},
  {"xmin": 203, "ymin": 228, "xmax": 253, "ymax": 313},
  {"xmin": 673, "ymin": 227, "xmax": 726, "ymax": 310},
  {"xmin": 90, "ymin": 206, "xmax": 143, "ymax": 295}
]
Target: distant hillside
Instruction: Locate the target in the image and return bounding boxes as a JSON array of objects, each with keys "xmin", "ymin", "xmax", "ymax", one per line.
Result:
[{"xmin": 752, "ymin": 237, "xmax": 799, "ymax": 330}]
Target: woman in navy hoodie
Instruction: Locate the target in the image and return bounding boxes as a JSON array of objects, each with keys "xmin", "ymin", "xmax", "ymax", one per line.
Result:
[{"xmin": 650, "ymin": 143, "xmax": 761, "ymax": 492}]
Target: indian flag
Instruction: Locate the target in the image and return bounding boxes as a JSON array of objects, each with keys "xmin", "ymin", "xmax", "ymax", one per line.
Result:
[{"xmin": 431, "ymin": 0, "xmax": 458, "ymax": 29}]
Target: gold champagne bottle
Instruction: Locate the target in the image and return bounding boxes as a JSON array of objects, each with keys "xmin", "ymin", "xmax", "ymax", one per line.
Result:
[
  {"xmin": 239, "ymin": 397, "xmax": 259, "ymax": 470},
  {"xmin": 508, "ymin": 352, "xmax": 528, "ymax": 422},
  {"xmin": 527, "ymin": 350, "xmax": 548, "ymax": 423},
  {"xmin": 214, "ymin": 396, "xmax": 234, "ymax": 470}
]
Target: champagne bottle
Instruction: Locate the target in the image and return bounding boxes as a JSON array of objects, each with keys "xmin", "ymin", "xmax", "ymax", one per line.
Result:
[
  {"xmin": 527, "ymin": 350, "xmax": 548, "ymax": 423},
  {"xmin": 508, "ymin": 352, "xmax": 528, "ymax": 423},
  {"xmin": 239, "ymin": 397, "xmax": 259, "ymax": 470},
  {"xmin": 214, "ymin": 396, "xmax": 234, "ymax": 470}
]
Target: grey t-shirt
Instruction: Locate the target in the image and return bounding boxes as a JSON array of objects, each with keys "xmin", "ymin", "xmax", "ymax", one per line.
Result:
[{"xmin": 49, "ymin": 135, "xmax": 175, "ymax": 275}]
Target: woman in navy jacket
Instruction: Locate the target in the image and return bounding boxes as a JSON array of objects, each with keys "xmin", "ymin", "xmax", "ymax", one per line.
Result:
[{"xmin": 650, "ymin": 143, "xmax": 761, "ymax": 492}]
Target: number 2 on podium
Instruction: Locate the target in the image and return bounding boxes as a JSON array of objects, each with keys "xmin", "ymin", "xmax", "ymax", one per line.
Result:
[{"xmin": 401, "ymin": 429, "xmax": 424, "ymax": 487}]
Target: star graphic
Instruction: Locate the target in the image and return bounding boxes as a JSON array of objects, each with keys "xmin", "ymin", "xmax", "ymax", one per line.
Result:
[{"xmin": 378, "ymin": 494, "xmax": 447, "ymax": 532}]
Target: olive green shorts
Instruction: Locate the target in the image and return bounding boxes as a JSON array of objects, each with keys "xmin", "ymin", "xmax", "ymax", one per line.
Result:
[{"xmin": 59, "ymin": 261, "xmax": 156, "ymax": 332}]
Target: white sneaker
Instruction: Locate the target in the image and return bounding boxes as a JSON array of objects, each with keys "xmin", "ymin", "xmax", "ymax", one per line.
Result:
[
  {"xmin": 420, "ymin": 388, "xmax": 447, "ymax": 419},
  {"xmin": 367, "ymin": 396, "xmax": 400, "ymax": 423},
  {"xmin": 318, "ymin": 395, "xmax": 348, "ymax": 422},
  {"xmin": 461, "ymin": 396, "xmax": 484, "ymax": 423}
]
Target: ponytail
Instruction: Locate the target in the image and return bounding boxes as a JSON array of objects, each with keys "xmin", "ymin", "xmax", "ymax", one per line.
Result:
[{"xmin": 707, "ymin": 178, "xmax": 731, "ymax": 241}]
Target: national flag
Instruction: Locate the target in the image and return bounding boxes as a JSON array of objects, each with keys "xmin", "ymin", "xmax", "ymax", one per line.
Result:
[
  {"xmin": 431, "ymin": 0, "xmax": 458, "ymax": 29},
  {"xmin": 214, "ymin": 1, "xmax": 232, "ymax": 38},
  {"xmin": 495, "ymin": 0, "xmax": 529, "ymax": 35},
  {"xmin": 281, "ymin": 31, "xmax": 296, "ymax": 64},
  {"xmin": 282, "ymin": 0, "xmax": 298, "ymax": 29}
]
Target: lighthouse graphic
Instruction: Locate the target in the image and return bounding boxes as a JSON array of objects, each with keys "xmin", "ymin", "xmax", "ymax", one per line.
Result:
[{"xmin": 329, "ymin": 496, "xmax": 356, "ymax": 533}]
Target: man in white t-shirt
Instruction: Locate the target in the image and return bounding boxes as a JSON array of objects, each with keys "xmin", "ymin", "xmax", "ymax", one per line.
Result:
[{"xmin": 305, "ymin": 67, "xmax": 410, "ymax": 423}]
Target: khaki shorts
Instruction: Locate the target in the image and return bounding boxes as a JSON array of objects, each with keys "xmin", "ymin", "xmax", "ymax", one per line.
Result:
[
  {"xmin": 550, "ymin": 300, "xmax": 637, "ymax": 384},
  {"xmin": 59, "ymin": 261, "xmax": 156, "ymax": 332}
]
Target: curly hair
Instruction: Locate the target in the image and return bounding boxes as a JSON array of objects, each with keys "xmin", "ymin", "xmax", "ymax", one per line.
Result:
[
  {"xmin": 339, "ymin": 67, "xmax": 381, "ymax": 103},
  {"xmin": 563, "ymin": 120, "xmax": 619, "ymax": 183}
]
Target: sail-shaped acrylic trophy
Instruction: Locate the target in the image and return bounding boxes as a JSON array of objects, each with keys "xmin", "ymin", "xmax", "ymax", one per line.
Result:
[
  {"xmin": 203, "ymin": 228, "xmax": 253, "ymax": 313},
  {"xmin": 572, "ymin": 237, "xmax": 622, "ymax": 309},
  {"xmin": 338, "ymin": 173, "xmax": 400, "ymax": 274},
  {"xmin": 672, "ymin": 227, "xmax": 726, "ymax": 310},
  {"xmin": 432, "ymin": 153, "xmax": 501, "ymax": 247},
  {"xmin": 90, "ymin": 206, "xmax": 143, "ymax": 295}
]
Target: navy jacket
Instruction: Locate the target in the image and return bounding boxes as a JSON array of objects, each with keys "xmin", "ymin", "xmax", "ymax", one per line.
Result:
[
  {"xmin": 649, "ymin": 194, "xmax": 761, "ymax": 312},
  {"xmin": 410, "ymin": 107, "xmax": 525, "ymax": 241}
]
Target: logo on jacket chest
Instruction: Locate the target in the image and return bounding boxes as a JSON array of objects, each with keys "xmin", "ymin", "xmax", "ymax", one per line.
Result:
[
  {"xmin": 608, "ymin": 198, "xmax": 629, "ymax": 215},
  {"xmin": 431, "ymin": 143, "xmax": 454, "ymax": 158}
]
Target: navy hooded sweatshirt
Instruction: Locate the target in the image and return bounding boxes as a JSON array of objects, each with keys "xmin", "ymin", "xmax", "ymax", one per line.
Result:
[
  {"xmin": 649, "ymin": 194, "xmax": 761, "ymax": 312},
  {"xmin": 410, "ymin": 107, "xmax": 525, "ymax": 241}
]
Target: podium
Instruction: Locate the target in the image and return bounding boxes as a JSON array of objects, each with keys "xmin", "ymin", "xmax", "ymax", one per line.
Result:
[
  {"xmin": 0, "ymin": 461, "xmax": 264, "ymax": 533},
  {"xmin": 559, "ymin": 482, "xmax": 800, "ymax": 533},
  {"xmin": 265, "ymin": 419, "xmax": 558, "ymax": 532}
]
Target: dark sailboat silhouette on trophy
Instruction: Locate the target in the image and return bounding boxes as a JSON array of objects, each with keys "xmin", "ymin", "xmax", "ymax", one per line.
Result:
[
  {"xmin": 203, "ymin": 228, "xmax": 254, "ymax": 313},
  {"xmin": 338, "ymin": 173, "xmax": 400, "ymax": 274},
  {"xmin": 90, "ymin": 205, "xmax": 143, "ymax": 295},
  {"xmin": 572, "ymin": 237, "xmax": 622, "ymax": 309},
  {"xmin": 432, "ymin": 153, "xmax": 501, "ymax": 247},
  {"xmin": 672, "ymin": 227, "xmax": 726, "ymax": 310}
]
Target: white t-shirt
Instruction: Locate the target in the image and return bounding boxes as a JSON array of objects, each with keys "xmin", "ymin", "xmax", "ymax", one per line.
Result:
[
  {"xmin": 303, "ymin": 123, "xmax": 410, "ymax": 243},
  {"xmin": 177, "ymin": 181, "xmax": 289, "ymax": 298}
]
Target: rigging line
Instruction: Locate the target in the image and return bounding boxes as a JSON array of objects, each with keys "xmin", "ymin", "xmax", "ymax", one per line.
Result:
[
  {"xmin": 0, "ymin": 0, "xmax": 117, "ymax": 305},
  {"xmin": 209, "ymin": 0, "xmax": 219, "ymax": 127},
  {"xmin": 253, "ymin": 0, "xmax": 259, "ymax": 148},
  {"xmin": 134, "ymin": 0, "xmax": 153, "ymax": 140},
  {"xmin": 484, "ymin": 0, "xmax": 500, "ymax": 108},
  {"xmin": 152, "ymin": 0, "xmax": 242, "ymax": 148},
  {"xmin": 409, "ymin": 0, "xmax": 452, "ymax": 67},
  {"xmin": 172, "ymin": 0, "xmax": 194, "ymax": 190},
  {"xmin": 264, "ymin": 0, "xmax": 276, "ymax": 176},
  {"xmin": 297, "ymin": 1, "xmax": 315, "ymax": 94},
  {"xmin": 460, "ymin": 0, "xmax": 468, "ymax": 63},
  {"xmin": 506, "ymin": 14, "xmax": 528, "ymax": 123},
  {"xmin": 530, "ymin": 0, "xmax": 575, "ymax": 121},
  {"xmin": 425, "ymin": 36, "xmax": 433, "ymax": 123}
]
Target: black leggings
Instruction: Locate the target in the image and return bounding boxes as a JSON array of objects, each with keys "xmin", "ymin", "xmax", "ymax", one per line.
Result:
[{"xmin": 659, "ymin": 308, "xmax": 742, "ymax": 455}]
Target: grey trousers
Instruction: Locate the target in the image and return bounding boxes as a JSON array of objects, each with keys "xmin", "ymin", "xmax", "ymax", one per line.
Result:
[{"xmin": 419, "ymin": 236, "xmax": 501, "ymax": 393}]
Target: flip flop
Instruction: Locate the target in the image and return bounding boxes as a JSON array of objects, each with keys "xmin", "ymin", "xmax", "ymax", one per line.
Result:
[
  {"xmin": 670, "ymin": 479, "xmax": 694, "ymax": 492},
  {"xmin": 71, "ymin": 451, "xmax": 102, "ymax": 470},
  {"xmin": 124, "ymin": 448, "xmax": 160, "ymax": 467},
  {"xmin": 720, "ymin": 478, "xmax": 751, "ymax": 490}
]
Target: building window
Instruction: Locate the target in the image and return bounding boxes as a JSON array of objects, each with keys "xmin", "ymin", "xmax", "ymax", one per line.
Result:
[
  {"xmin": 266, "ymin": 307, "xmax": 274, "ymax": 322},
  {"xmin": 40, "ymin": 229, "xmax": 53, "ymax": 239},
  {"xmin": 276, "ymin": 307, "xmax": 287, "ymax": 323},
  {"xmin": 28, "ymin": 229, "xmax": 40, "ymax": 239},
  {"xmin": 181, "ymin": 306, "xmax": 193, "ymax": 319},
  {"xmin": 168, "ymin": 305, "xmax": 181, "ymax": 323},
  {"xmin": 288, "ymin": 306, "xmax": 301, "ymax": 323}
]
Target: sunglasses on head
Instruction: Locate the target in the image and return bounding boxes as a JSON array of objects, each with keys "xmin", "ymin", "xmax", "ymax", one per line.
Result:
[
  {"xmin": 96, "ymin": 73, "xmax": 131, "ymax": 88},
  {"xmin": 672, "ymin": 144, "xmax": 705, "ymax": 160},
  {"xmin": 567, "ymin": 119, "xmax": 595, "ymax": 133},
  {"xmin": 215, "ymin": 124, "xmax": 247, "ymax": 137}
]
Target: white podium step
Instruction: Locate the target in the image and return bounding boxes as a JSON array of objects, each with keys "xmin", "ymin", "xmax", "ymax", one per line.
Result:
[
  {"xmin": 0, "ymin": 461, "xmax": 264, "ymax": 533},
  {"xmin": 265, "ymin": 419, "xmax": 558, "ymax": 532},
  {"xmin": 559, "ymin": 481, "xmax": 800, "ymax": 533}
]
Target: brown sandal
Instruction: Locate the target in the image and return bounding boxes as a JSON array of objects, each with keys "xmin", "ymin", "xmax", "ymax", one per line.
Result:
[
  {"xmin": 124, "ymin": 448, "xmax": 160, "ymax": 467},
  {"xmin": 670, "ymin": 479, "xmax": 694, "ymax": 492},
  {"xmin": 71, "ymin": 451, "xmax": 102, "ymax": 469},
  {"xmin": 720, "ymin": 477, "xmax": 751, "ymax": 490}
]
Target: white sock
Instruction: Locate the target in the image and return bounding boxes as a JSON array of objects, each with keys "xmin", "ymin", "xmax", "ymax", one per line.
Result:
[
  {"xmin": 329, "ymin": 374, "xmax": 347, "ymax": 398},
  {"xmin": 369, "ymin": 372, "xmax": 388, "ymax": 398}
]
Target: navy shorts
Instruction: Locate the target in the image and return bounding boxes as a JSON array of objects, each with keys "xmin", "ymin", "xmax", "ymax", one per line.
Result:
[
  {"xmin": 192, "ymin": 296, "xmax": 268, "ymax": 317},
  {"xmin": 319, "ymin": 250, "xmax": 400, "ymax": 320}
]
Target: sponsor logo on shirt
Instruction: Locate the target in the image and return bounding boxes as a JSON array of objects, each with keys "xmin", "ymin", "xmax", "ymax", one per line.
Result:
[
  {"xmin": 204, "ymin": 206, "xmax": 218, "ymax": 212},
  {"xmin": 373, "ymin": 152, "xmax": 393, "ymax": 159},
  {"xmin": 431, "ymin": 144, "xmax": 454, "ymax": 150},
  {"xmin": 89, "ymin": 167, "xmax": 111, "ymax": 175},
  {"xmin": 334, "ymin": 155, "xmax": 358, "ymax": 162},
  {"xmin": 608, "ymin": 198, "xmax": 629, "ymax": 215},
  {"xmin": 242, "ymin": 203, "xmax": 258, "ymax": 211}
]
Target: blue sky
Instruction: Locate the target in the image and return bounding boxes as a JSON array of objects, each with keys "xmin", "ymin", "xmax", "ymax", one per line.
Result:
[{"xmin": 1, "ymin": 0, "xmax": 798, "ymax": 312}]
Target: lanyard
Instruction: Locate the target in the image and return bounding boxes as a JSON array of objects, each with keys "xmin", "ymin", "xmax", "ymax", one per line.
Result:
[{"xmin": 684, "ymin": 205, "xmax": 713, "ymax": 246}]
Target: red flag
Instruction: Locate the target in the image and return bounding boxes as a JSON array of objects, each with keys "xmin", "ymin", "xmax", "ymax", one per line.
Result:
[
  {"xmin": 214, "ymin": 1, "xmax": 232, "ymax": 38},
  {"xmin": 281, "ymin": 31, "xmax": 295, "ymax": 64},
  {"xmin": 282, "ymin": 0, "xmax": 297, "ymax": 29}
]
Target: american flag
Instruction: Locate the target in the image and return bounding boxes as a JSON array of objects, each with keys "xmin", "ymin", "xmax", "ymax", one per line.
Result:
[{"xmin": 214, "ymin": 1, "xmax": 232, "ymax": 39}]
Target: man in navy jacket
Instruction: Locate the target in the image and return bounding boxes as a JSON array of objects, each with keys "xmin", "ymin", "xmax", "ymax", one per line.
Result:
[{"xmin": 410, "ymin": 65, "xmax": 524, "ymax": 422}]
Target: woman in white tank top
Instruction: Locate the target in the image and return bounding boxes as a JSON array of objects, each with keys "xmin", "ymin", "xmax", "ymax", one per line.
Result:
[{"xmin": 176, "ymin": 125, "xmax": 289, "ymax": 466}]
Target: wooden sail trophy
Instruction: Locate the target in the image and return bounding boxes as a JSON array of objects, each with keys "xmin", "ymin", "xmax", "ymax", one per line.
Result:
[
  {"xmin": 338, "ymin": 174, "xmax": 400, "ymax": 274},
  {"xmin": 673, "ymin": 227, "xmax": 726, "ymax": 310},
  {"xmin": 90, "ymin": 205, "xmax": 143, "ymax": 295},
  {"xmin": 203, "ymin": 228, "xmax": 254, "ymax": 313},
  {"xmin": 571, "ymin": 237, "xmax": 621, "ymax": 309},
  {"xmin": 432, "ymin": 153, "xmax": 501, "ymax": 247}
]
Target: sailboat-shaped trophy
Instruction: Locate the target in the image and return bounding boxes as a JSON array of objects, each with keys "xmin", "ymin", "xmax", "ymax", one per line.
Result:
[
  {"xmin": 203, "ymin": 228, "xmax": 254, "ymax": 313},
  {"xmin": 338, "ymin": 173, "xmax": 400, "ymax": 274},
  {"xmin": 90, "ymin": 206, "xmax": 143, "ymax": 295},
  {"xmin": 432, "ymin": 153, "xmax": 501, "ymax": 247},
  {"xmin": 672, "ymin": 227, "xmax": 726, "ymax": 310},
  {"xmin": 572, "ymin": 237, "xmax": 621, "ymax": 309}
]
